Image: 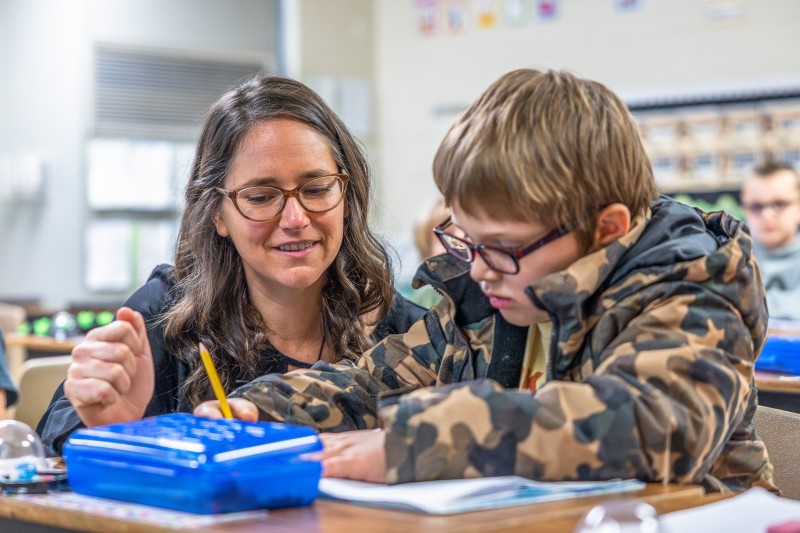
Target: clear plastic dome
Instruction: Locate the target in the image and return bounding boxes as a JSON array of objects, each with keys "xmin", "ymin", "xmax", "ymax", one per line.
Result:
[
  {"xmin": 574, "ymin": 499, "xmax": 661, "ymax": 533},
  {"xmin": 0, "ymin": 420, "xmax": 47, "ymax": 482}
]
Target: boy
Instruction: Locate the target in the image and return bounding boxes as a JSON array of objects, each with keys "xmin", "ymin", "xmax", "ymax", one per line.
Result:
[
  {"xmin": 196, "ymin": 69, "xmax": 774, "ymax": 493},
  {"xmin": 741, "ymin": 162, "xmax": 800, "ymax": 322}
]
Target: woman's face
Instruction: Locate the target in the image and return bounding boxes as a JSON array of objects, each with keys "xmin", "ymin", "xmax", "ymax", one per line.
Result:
[{"xmin": 213, "ymin": 118, "xmax": 345, "ymax": 301}]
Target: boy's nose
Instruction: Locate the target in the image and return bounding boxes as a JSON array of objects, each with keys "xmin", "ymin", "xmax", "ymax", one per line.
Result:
[{"xmin": 469, "ymin": 255, "xmax": 502, "ymax": 283}]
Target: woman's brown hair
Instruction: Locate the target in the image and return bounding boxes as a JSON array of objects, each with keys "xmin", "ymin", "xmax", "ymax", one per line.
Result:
[{"xmin": 163, "ymin": 75, "xmax": 394, "ymax": 406}]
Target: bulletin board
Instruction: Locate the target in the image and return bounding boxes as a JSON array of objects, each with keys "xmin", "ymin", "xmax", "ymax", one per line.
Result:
[{"xmin": 84, "ymin": 138, "xmax": 193, "ymax": 293}]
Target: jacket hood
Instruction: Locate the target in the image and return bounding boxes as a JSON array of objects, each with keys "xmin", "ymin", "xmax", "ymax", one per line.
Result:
[{"xmin": 528, "ymin": 196, "xmax": 767, "ymax": 364}]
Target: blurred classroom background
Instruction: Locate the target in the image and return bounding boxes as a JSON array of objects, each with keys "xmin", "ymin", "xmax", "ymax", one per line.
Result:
[{"xmin": 0, "ymin": 0, "xmax": 798, "ymax": 330}]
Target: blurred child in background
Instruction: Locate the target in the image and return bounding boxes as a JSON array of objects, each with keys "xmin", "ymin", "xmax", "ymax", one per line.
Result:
[{"xmin": 741, "ymin": 162, "xmax": 800, "ymax": 323}]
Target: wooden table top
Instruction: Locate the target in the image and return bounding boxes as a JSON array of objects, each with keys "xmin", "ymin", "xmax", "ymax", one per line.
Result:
[
  {"xmin": 0, "ymin": 484, "xmax": 709, "ymax": 533},
  {"xmin": 4, "ymin": 333, "xmax": 81, "ymax": 353},
  {"xmin": 756, "ymin": 370, "xmax": 800, "ymax": 393}
]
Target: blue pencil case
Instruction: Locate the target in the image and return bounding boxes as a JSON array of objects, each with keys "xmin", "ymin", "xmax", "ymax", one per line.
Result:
[
  {"xmin": 62, "ymin": 413, "xmax": 322, "ymax": 514},
  {"xmin": 755, "ymin": 334, "xmax": 800, "ymax": 375}
]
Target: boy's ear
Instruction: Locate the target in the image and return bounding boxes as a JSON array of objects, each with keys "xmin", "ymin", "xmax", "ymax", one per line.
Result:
[{"xmin": 591, "ymin": 203, "xmax": 631, "ymax": 250}]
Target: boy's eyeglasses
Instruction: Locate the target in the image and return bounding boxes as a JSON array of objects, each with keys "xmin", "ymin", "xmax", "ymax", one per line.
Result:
[
  {"xmin": 742, "ymin": 199, "xmax": 798, "ymax": 216},
  {"xmin": 216, "ymin": 174, "xmax": 348, "ymax": 222},
  {"xmin": 433, "ymin": 216, "xmax": 570, "ymax": 275}
]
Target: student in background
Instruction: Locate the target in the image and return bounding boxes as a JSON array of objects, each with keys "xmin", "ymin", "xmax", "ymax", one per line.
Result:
[
  {"xmin": 741, "ymin": 162, "xmax": 800, "ymax": 323},
  {"xmin": 197, "ymin": 69, "xmax": 774, "ymax": 493},
  {"xmin": 0, "ymin": 330, "xmax": 19, "ymax": 419},
  {"xmin": 408, "ymin": 197, "xmax": 450, "ymax": 308},
  {"xmin": 37, "ymin": 75, "xmax": 425, "ymax": 456}
]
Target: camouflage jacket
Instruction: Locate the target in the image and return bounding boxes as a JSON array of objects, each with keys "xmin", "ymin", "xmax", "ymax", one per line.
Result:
[{"xmin": 233, "ymin": 197, "xmax": 775, "ymax": 492}]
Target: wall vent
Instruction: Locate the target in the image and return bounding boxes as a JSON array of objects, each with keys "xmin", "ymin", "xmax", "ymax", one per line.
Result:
[{"xmin": 94, "ymin": 43, "xmax": 264, "ymax": 139}]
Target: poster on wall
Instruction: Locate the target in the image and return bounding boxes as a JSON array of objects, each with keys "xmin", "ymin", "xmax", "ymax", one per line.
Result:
[
  {"xmin": 475, "ymin": 0, "xmax": 499, "ymax": 29},
  {"xmin": 135, "ymin": 220, "xmax": 179, "ymax": 286},
  {"xmin": 415, "ymin": 0, "xmax": 439, "ymax": 36},
  {"xmin": 703, "ymin": 0, "xmax": 746, "ymax": 27},
  {"xmin": 442, "ymin": 0, "xmax": 468, "ymax": 34},
  {"xmin": 615, "ymin": 0, "xmax": 641, "ymax": 12},
  {"xmin": 536, "ymin": 0, "xmax": 559, "ymax": 21},
  {"xmin": 87, "ymin": 139, "xmax": 176, "ymax": 211},
  {"xmin": 502, "ymin": 0, "xmax": 529, "ymax": 27},
  {"xmin": 85, "ymin": 220, "xmax": 133, "ymax": 292}
]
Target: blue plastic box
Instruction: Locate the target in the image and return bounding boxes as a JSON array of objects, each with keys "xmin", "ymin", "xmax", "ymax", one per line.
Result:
[
  {"xmin": 62, "ymin": 413, "xmax": 322, "ymax": 514},
  {"xmin": 755, "ymin": 334, "xmax": 800, "ymax": 375}
]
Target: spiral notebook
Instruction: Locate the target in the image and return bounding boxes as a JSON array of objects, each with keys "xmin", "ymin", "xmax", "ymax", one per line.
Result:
[{"xmin": 319, "ymin": 476, "xmax": 645, "ymax": 515}]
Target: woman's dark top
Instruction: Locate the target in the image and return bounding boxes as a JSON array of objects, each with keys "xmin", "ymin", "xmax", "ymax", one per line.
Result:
[{"xmin": 37, "ymin": 264, "xmax": 426, "ymax": 456}]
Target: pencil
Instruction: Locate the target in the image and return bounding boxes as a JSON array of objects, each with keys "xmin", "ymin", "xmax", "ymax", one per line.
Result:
[{"xmin": 199, "ymin": 342, "xmax": 234, "ymax": 419}]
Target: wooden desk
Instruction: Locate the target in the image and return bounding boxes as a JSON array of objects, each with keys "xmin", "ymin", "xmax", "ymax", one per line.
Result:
[
  {"xmin": 756, "ymin": 370, "xmax": 800, "ymax": 394},
  {"xmin": 0, "ymin": 484, "xmax": 707, "ymax": 533},
  {"xmin": 754, "ymin": 330, "xmax": 800, "ymax": 411},
  {"xmin": 755, "ymin": 370, "xmax": 800, "ymax": 413},
  {"xmin": 3, "ymin": 334, "xmax": 81, "ymax": 381},
  {"xmin": 4, "ymin": 333, "xmax": 81, "ymax": 353}
]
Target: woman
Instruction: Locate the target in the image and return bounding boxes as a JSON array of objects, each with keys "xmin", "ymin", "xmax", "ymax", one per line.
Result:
[{"xmin": 37, "ymin": 75, "xmax": 424, "ymax": 455}]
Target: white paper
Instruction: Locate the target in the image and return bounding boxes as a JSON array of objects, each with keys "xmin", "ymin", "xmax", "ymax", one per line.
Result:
[
  {"xmin": 87, "ymin": 139, "xmax": 178, "ymax": 210},
  {"xmin": 319, "ymin": 476, "xmax": 644, "ymax": 515},
  {"xmin": 172, "ymin": 143, "xmax": 196, "ymax": 210},
  {"xmin": 661, "ymin": 487, "xmax": 800, "ymax": 532},
  {"xmin": 130, "ymin": 141, "xmax": 173, "ymax": 209},
  {"xmin": 338, "ymin": 77, "xmax": 372, "ymax": 139},
  {"xmin": 135, "ymin": 220, "xmax": 178, "ymax": 285},
  {"xmin": 85, "ymin": 220, "xmax": 133, "ymax": 292}
]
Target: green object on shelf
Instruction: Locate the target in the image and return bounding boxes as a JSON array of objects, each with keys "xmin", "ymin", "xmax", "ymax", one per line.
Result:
[
  {"xmin": 32, "ymin": 317, "xmax": 51, "ymax": 336},
  {"xmin": 16, "ymin": 322, "xmax": 31, "ymax": 335},
  {"xmin": 76, "ymin": 311, "xmax": 96, "ymax": 331},
  {"xmin": 673, "ymin": 193, "xmax": 745, "ymax": 222},
  {"xmin": 96, "ymin": 311, "xmax": 115, "ymax": 327}
]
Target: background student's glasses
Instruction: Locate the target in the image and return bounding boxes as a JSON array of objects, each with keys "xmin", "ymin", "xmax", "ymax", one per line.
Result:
[
  {"xmin": 433, "ymin": 216, "xmax": 569, "ymax": 275},
  {"xmin": 743, "ymin": 199, "xmax": 799, "ymax": 216},
  {"xmin": 216, "ymin": 173, "xmax": 348, "ymax": 222}
]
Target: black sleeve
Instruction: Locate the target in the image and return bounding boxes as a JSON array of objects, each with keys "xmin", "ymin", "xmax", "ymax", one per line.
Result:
[
  {"xmin": 37, "ymin": 264, "xmax": 180, "ymax": 457},
  {"xmin": 371, "ymin": 290, "xmax": 427, "ymax": 343}
]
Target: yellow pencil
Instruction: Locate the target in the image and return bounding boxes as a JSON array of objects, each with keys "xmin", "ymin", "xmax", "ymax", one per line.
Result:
[{"xmin": 198, "ymin": 342, "xmax": 234, "ymax": 419}]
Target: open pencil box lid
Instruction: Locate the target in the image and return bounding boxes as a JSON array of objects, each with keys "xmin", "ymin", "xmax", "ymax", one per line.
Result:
[{"xmin": 62, "ymin": 413, "xmax": 322, "ymax": 514}]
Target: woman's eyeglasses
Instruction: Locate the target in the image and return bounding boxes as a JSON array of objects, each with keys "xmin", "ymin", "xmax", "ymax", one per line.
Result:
[
  {"xmin": 216, "ymin": 174, "xmax": 348, "ymax": 222},
  {"xmin": 433, "ymin": 216, "xmax": 569, "ymax": 275}
]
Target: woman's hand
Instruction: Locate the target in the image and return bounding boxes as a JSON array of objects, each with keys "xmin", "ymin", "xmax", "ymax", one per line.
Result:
[
  {"xmin": 319, "ymin": 429, "xmax": 387, "ymax": 483},
  {"xmin": 64, "ymin": 307, "xmax": 155, "ymax": 427},
  {"xmin": 193, "ymin": 398, "xmax": 259, "ymax": 421}
]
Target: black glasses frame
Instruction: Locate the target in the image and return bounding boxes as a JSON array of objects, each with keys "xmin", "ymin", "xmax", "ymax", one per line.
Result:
[
  {"xmin": 216, "ymin": 173, "xmax": 349, "ymax": 222},
  {"xmin": 433, "ymin": 215, "xmax": 569, "ymax": 274},
  {"xmin": 742, "ymin": 199, "xmax": 799, "ymax": 216}
]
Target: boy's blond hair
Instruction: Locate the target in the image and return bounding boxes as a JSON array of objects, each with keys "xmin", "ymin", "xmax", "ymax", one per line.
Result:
[{"xmin": 433, "ymin": 69, "xmax": 659, "ymax": 249}]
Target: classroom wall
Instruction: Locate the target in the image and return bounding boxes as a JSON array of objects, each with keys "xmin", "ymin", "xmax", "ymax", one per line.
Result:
[
  {"xmin": 2, "ymin": 0, "xmax": 799, "ymax": 307},
  {"xmin": 0, "ymin": 0, "xmax": 278, "ymax": 309},
  {"xmin": 297, "ymin": 0, "xmax": 377, "ymax": 171},
  {"xmin": 371, "ymin": 0, "xmax": 800, "ymax": 283}
]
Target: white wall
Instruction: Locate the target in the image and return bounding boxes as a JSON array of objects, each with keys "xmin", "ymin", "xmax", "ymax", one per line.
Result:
[
  {"xmin": 0, "ymin": 0, "xmax": 278, "ymax": 309},
  {"xmin": 2, "ymin": 0, "xmax": 799, "ymax": 306},
  {"xmin": 372, "ymin": 0, "xmax": 800, "ymax": 283}
]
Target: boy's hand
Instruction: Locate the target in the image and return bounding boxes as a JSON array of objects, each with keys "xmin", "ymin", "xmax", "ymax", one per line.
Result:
[
  {"xmin": 193, "ymin": 398, "xmax": 259, "ymax": 421},
  {"xmin": 65, "ymin": 307, "xmax": 154, "ymax": 427},
  {"xmin": 319, "ymin": 429, "xmax": 387, "ymax": 483}
]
